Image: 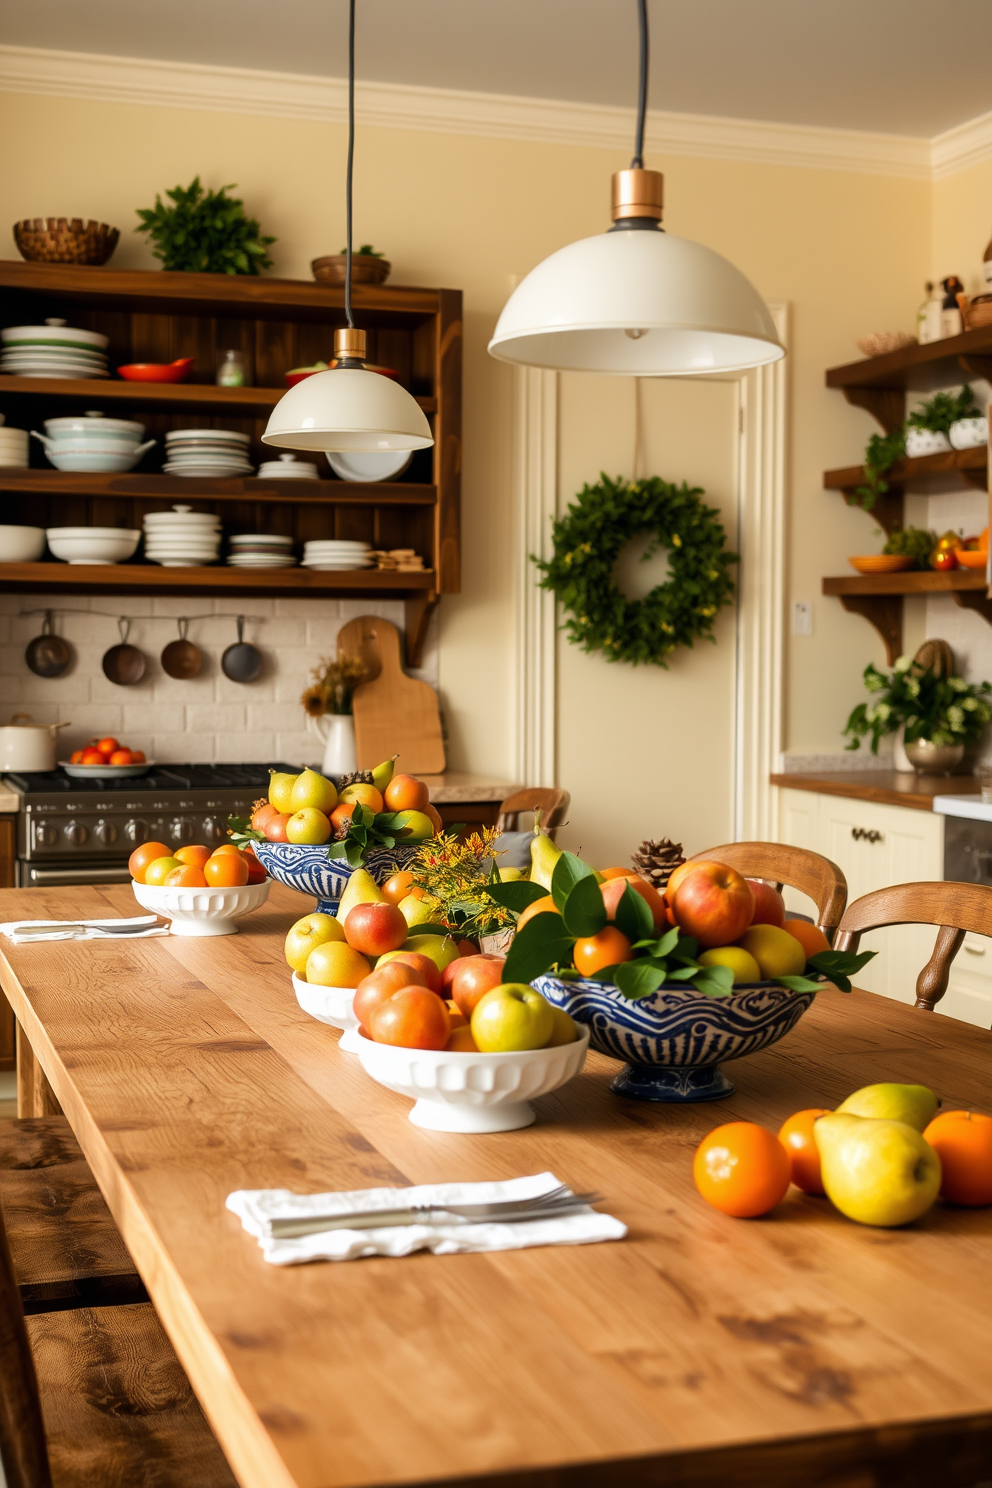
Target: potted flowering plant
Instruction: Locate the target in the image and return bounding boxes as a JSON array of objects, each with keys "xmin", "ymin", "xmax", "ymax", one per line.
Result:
[
  {"xmin": 300, "ymin": 655, "xmax": 367, "ymax": 774},
  {"xmin": 843, "ymin": 656, "xmax": 992, "ymax": 773}
]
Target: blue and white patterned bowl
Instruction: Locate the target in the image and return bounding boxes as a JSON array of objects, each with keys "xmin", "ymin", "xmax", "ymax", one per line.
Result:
[
  {"xmin": 533, "ymin": 973, "xmax": 815, "ymax": 1103},
  {"xmin": 252, "ymin": 840, "xmax": 421, "ymax": 915}
]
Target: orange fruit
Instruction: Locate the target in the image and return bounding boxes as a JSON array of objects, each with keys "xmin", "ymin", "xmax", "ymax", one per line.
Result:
[
  {"xmin": 599, "ymin": 866, "xmax": 634, "ymax": 880},
  {"xmin": 204, "ymin": 853, "xmax": 249, "ymax": 888},
  {"xmin": 176, "ymin": 845, "xmax": 212, "ymax": 870},
  {"xmin": 573, "ymin": 926, "xmax": 633, "ymax": 977},
  {"xmin": 423, "ymin": 802, "xmax": 444, "ymax": 835},
  {"xmin": 108, "ymin": 749, "xmax": 134, "ymax": 765},
  {"xmin": 382, "ymin": 871, "xmax": 422, "ymax": 906},
  {"xmin": 130, "ymin": 750, "xmax": 146, "ymax": 763},
  {"xmin": 80, "ymin": 748, "xmax": 105, "ymax": 765},
  {"xmin": 384, "ymin": 773, "xmax": 429, "ymax": 813},
  {"xmin": 211, "ymin": 843, "xmax": 242, "ymax": 857},
  {"xmin": 164, "ymin": 864, "xmax": 208, "ymax": 888},
  {"xmin": 446, "ymin": 1025, "xmax": 479, "ymax": 1053},
  {"xmin": 128, "ymin": 841, "xmax": 172, "ymax": 883},
  {"xmin": 330, "ymin": 802, "xmax": 355, "ymax": 834},
  {"xmin": 923, "ymin": 1110, "xmax": 992, "ymax": 1207},
  {"xmin": 340, "ymin": 782, "xmax": 384, "ymax": 813},
  {"xmin": 518, "ymin": 894, "xmax": 559, "ymax": 931},
  {"xmin": 778, "ymin": 1108, "xmax": 832, "ymax": 1194},
  {"xmin": 95, "ymin": 736, "xmax": 119, "ymax": 756},
  {"xmin": 250, "ymin": 802, "xmax": 279, "ymax": 832},
  {"xmin": 782, "ymin": 919, "xmax": 831, "ymax": 959},
  {"xmin": 693, "ymin": 1122, "xmax": 791, "ymax": 1217}
]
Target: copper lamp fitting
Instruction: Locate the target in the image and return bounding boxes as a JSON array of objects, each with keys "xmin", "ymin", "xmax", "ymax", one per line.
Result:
[
  {"xmin": 611, "ymin": 168, "xmax": 664, "ymax": 222},
  {"xmin": 334, "ymin": 326, "xmax": 367, "ymax": 361}
]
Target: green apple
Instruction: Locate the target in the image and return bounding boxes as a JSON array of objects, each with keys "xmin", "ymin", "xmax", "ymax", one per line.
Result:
[
  {"xmin": 399, "ymin": 894, "xmax": 433, "ymax": 928},
  {"xmin": 402, "ymin": 933, "xmax": 459, "ymax": 972},
  {"xmin": 284, "ymin": 912, "xmax": 344, "ymax": 973},
  {"xmin": 697, "ymin": 946, "xmax": 762, "ymax": 985},
  {"xmin": 836, "ymin": 1082, "xmax": 939, "ymax": 1132},
  {"xmin": 268, "ymin": 770, "xmax": 299, "ymax": 812},
  {"xmin": 336, "ymin": 868, "xmax": 383, "ymax": 922},
  {"xmin": 471, "ymin": 984, "xmax": 555, "ymax": 1052},
  {"xmin": 392, "ymin": 809, "xmax": 435, "ymax": 840},
  {"xmin": 290, "ymin": 767, "xmax": 338, "ymax": 814},
  {"xmin": 814, "ymin": 1113, "xmax": 941, "ymax": 1227},
  {"xmin": 286, "ymin": 807, "xmax": 331, "ymax": 845}
]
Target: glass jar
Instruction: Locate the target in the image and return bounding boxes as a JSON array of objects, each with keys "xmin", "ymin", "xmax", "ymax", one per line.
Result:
[{"xmin": 216, "ymin": 349, "xmax": 251, "ymax": 387}]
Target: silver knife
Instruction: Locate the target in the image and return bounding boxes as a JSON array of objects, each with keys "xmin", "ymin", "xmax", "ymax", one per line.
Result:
[{"xmin": 269, "ymin": 1194, "xmax": 599, "ymax": 1239}]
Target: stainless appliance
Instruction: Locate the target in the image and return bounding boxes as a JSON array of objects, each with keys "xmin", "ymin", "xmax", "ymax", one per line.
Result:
[
  {"xmin": 944, "ymin": 813, "xmax": 992, "ymax": 888},
  {"xmin": 4, "ymin": 763, "xmax": 299, "ymax": 888}
]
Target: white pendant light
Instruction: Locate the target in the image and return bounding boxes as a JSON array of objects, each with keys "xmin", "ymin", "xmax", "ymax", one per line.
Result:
[
  {"xmin": 488, "ymin": 1, "xmax": 783, "ymax": 377},
  {"xmin": 262, "ymin": 1, "xmax": 433, "ymax": 454}
]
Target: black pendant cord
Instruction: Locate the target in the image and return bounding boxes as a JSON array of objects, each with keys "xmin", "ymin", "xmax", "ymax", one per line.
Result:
[
  {"xmin": 631, "ymin": 0, "xmax": 649, "ymax": 169},
  {"xmin": 345, "ymin": 0, "xmax": 356, "ymax": 329}
]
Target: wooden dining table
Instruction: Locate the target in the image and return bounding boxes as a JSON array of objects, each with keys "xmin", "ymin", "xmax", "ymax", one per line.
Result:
[{"xmin": 0, "ymin": 880, "xmax": 990, "ymax": 1488}]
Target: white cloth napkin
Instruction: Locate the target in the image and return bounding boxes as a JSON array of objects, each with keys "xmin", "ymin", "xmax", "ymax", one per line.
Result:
[
  {"xmin": 227, "ymin": 1170, "xmax": 626, "ymax": 1265},
  {"xmin": 0, "ymin": 915, "xmax": 168, "ymax": 944}
]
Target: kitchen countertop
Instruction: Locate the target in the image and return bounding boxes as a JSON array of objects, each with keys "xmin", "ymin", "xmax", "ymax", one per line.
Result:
[
  {"xmin": 933, "ymin": 794, "xmax": 992, "ymax": 821},
  {"xmin": 770, "ymin": 769, "xmax": 982, "ymax": 811},
  {"xmin": 0, "ymin": 789, "xmax": 17, "ymax": 814},
  {"xmin": 418, "ymin": 772, "xmax": 516, "ymax": 804}
]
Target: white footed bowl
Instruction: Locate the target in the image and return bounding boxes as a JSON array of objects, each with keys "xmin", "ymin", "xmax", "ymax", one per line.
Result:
[
  {"xmin": 291, "ymin": 971, "xmax": 358, "ymax": 1031},
  {"xmin": 354, "ymin": 1025, "xmax": 589, "ymax": 1133},
  {"xmin": 132, "ymin": 878, "xmax": 269, "ymax": 935}
]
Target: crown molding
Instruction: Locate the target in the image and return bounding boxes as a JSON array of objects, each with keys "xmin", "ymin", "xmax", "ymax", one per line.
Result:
[{"xmin": 0, "ymin": 43, "xmax": 987, "ymax": 181}]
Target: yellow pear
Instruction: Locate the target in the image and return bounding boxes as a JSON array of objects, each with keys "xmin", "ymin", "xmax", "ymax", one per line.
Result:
[
  {"xmin": 290, "ymin": 768, "xmax": 338, "ymax": 814},
  {"xmin": 498, "ymin": 867, "xmax": 525, "ymax": 882},
  {"xmin": 268, "ymin": 770, "xmax": 299, "ymax": 813},
  {"xmin": 530, "ymin": 830, "xmax": 562, "ymax": 891},
  {"xmin": 813, "ymin": 1113, "xmax": 941, "ymax": 1227},
  {"xmin": 836, "ymin": 1082, "xmax": 939, "ymax": 1132},
  {"xmin": 371, "ymin": 754, "xmax": 399, "ymax": 792},
  {"xmin": 336, "ymin": 867, "xmax": 383, "ymax": 922}
]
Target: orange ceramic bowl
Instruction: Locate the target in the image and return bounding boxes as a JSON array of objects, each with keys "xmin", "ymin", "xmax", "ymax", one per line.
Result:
[
  {"xmin": 956, "ymin": 549, "xmax": 988, "ymax": 569},
  {"xmin": 118, "ymin": 358, "xmax": 194, "ymax": 383},
  {"xmin": 848, "ymin": 555, "xmax": 914, "ymax": 574}
]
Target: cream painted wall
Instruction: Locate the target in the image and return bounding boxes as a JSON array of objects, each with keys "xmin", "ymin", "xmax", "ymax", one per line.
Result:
[{"xmin": 0, "ymin": 87, "xmax": 935, "ymax": 791}]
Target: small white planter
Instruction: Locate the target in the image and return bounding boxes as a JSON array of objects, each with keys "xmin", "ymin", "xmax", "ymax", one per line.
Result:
[
  {"xmin": 905, "ymin": 427, "xmax": 951, "ymax": 457},
  {"xmin": 949, "ymin": 417, "xmax": 988, "ymax": 450},
  {"xmin": 132, "ymin": 878, "xmax": 269, "ymax": 935}
]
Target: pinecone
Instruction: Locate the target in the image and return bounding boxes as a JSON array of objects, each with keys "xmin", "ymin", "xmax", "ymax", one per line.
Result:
[
  {"xmin": 337, "ymin": 769, "xmax": 374, "ymax": 789},
  {"xmin": 631, "ymin": 838, "xmax": 685, "ymax": 890}
]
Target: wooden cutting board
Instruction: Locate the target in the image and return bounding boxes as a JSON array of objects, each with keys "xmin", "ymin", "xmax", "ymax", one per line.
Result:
[{"xmin": 347, "ymin": 617, "xmax": 445, "ymax": 774}]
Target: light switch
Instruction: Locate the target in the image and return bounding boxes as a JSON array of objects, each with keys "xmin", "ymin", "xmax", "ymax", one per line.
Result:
[{"xmin": 792, "ymin": 600, "xmax": 813, "ymax": 636}]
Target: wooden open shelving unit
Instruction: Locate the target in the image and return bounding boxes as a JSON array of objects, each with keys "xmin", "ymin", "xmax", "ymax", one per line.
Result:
[
  {"xmin": 0, "ymin": 261, "xmax": 461, "ymax": 666},
  {"xmin": 826, "ymin": 326, "xmax": 992, "ymax": 433},
  {"xmin": 822, "ymin": 570, "xmax": 991, "ymax": 664},
  {"xmin": 824, "ymin": 445, "xmax": 987, "ymax": 535}
]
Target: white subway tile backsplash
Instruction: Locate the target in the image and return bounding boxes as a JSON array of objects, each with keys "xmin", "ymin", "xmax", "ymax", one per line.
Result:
[
  {"xmin": 186, "ymin": 703, "xmax": 246, "ymax": 733},
  {"xmin": 214, "ymin": 731, "xmax": 277, "ymax": 761}
]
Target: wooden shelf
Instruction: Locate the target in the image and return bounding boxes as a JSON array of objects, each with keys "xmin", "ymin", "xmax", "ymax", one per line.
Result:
[
  {"xmin": 822, "ymin": 570, "xmax": 992, "ymax": 665},
  {"xmin": 0, "ymin": 375, "xmax": 436, "ymax": 414},
  {"xmin": 0, "ymin": 470, "xmax": 437, "ymax": 506},
  {"xmin": 824, "ymin": 445, "xmax": 989, "ymax": 534},
  {"xmin": 826, "ymin": 327, "xmax": 992, "ymax": 432}
]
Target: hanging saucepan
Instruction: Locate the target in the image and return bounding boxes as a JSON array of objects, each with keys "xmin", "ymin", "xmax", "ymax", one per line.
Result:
[
  {"xmin": 24, "ymin": 611, "xmax": 72, "ymax": 678},
  {"xmin": 160, "ymin": 617, "xmax": 202, "ymax": 679},
  {"xmin": 101, "ymin": 617, "xmax": 146, "ymax": 686},
  {"xmin": 221, "ymin": 615, "xmax": 263, "ymax": 684}
]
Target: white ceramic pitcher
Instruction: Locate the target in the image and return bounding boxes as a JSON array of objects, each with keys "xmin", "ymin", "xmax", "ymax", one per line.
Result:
[{"xmin": 310, "ymin": 713, "xmax": 358, "ymax": 775}]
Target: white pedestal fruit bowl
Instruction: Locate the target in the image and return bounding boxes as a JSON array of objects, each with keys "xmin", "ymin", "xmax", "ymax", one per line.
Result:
[{"xmin": 132, "ymin": 879, "xmax": 270, "ymax": 936}]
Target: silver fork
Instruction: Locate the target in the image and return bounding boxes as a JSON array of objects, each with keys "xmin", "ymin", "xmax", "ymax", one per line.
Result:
[{"xmin": 268, "ymin": 1185, "xmax": 602, "ymax": 1238}]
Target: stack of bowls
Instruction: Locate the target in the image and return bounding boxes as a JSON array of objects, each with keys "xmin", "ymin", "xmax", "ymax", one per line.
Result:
[
  {"xmin": 32, "ymin": 412, "xmax": 154, "ymax": 473},
  {"xmin": 0, "ymin": 320, "xmax": 108, "ymax": 378},
  {"xmin": 256, "ymin": 454, "xmax": 320, "ymax": 480},
  {"xmin": 227, "ymin": 534, "xmax": 296, "ymax": 569},
  {"xmin": 164, "ymin": 428, "xmax": 252, "ymax": 477},
  {"xmin": 143, "ymin": 506, "xmax": 221, "ymax": 567},
  {"xmin": 0, "ymin": 420, "xmax": 28, "ymax": 468},
  {"xmin": 301, "ymin": 540, "xmax": 372, "ymax": 571}
]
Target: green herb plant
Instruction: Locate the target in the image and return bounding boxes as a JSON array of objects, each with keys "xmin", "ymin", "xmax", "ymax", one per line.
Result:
[
  {"xmin": 844, "ymin": 658, "xmax": 992, "ymax": 754},
  {"xmin": 906, "ymin": 386, "xmax": 980, "ymax": 436},
  {"xmin": 136, "ymin": 177, "xmax": 276, "ymax": 275},
  {"xmin": 484, "ymin": 852, "xmax": 872, "ymax": 999},
  {"xmin": 339, "ymin": 243, "xmax": 384, "ymax": 257},
  {"xmin": 854, "ymin": 429, "xmax": 906, "ymax": 511},
  {"xmin": 881, "ymin": 526, "xmax": 937, "ymax": 568}
]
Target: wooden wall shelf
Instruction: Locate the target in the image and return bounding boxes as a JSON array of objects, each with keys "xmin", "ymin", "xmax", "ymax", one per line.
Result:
[
  {"xmin": 0, "ymin": 375, "xmax": 435, "ymax": 414},
  {"xmin": 826, "ymin": 328, "xmax": 992, "ymax": 432},
  {"xmin": 822, "ymin": 570, "xmax": 992, "ymax": 664},
  {"xmin": 823, "ymin": 445, "xmax": 989, "ymax": 534},
  {"xmin": 0, "ymin": 470, "xmax": 437, "ymax": 506}
]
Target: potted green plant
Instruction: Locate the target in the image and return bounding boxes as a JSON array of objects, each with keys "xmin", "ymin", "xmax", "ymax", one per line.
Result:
[
  {"xmin": 905, "ymin": 386, "xmax": 980, "ymax": 457},
  {"xmin": 843, "ymin": 657, "xmax": 992, "ymax": 774},
  {"xmin": 135, "ymin": 177, "xmax": 276, "ymax": 275},
  {"xmin": 881, "ymin": 526, "xmax": 937, "ymax": 569}
]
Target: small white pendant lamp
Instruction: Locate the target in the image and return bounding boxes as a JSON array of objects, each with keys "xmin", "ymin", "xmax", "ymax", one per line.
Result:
[
  {"xmin": 488, "ymin": 0, "xmax": 783, "ymax": 377},
  {"xmin": 263, "ymin": 0, "xmax": 433, "ymax": 454}
]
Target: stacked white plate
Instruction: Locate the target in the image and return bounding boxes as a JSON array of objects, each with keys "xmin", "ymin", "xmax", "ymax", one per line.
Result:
[
  {"xmin": 143, "ymin": 505, "xmax": 221, "ymax": 567},
  {"xmin": 0, "ymin": 320, "xmax": 108, "ymax": 379},
  {"xmin": 0, "ymin": 425, "xmax": 28, "ymax": 468},
  {"xmin": 301, "ymin": 540, "xmax": 373, "ymax": 570},
  {"xmin": 227, "ymin": 534, "xmax": 296, "ymax": 569},
  {"xmin": 257, "ymin": 454, "xmax": 319, "ymax": 480},
  {"xmin": 163, "ymin": 428, "xmax": 253, "ymax": 477}
]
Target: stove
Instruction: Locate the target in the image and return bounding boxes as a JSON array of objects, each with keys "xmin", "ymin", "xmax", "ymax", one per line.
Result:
[{"xmin": 4, "ymin": 763, "xmax": 301, "ymax": 888}]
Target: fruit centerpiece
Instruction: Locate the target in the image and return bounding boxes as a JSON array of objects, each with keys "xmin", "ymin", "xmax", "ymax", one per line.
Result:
[{"xmin": 128, "ymin": 837, "xmax": 268, "ymax": 935}]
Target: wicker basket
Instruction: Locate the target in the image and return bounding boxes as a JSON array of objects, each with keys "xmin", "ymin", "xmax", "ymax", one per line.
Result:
[
  {"xmin": 13, "ymin": 217, "xmax": 119, "ymax": 266},
  {"xmin": 311, "ymin": 254, "xmax": 391, "ymax": 286},
  {"xmin": 960, "ymin": 294, "xmax": 992, "ymax": 331}
]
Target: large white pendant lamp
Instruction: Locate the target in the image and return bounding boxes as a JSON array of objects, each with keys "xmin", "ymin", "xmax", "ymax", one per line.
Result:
[
  {"xmin": 488, "ymin": 1, "xmax": 783, "ymax": 377},
  {"xmin": 263, "ymin": 0, "xmax": 433, "ymax": 453}
]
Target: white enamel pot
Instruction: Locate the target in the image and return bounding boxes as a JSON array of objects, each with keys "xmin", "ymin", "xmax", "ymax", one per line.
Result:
[{"xmin": 0, "ymin": 714, "xmax": 70, "ymax": 771}]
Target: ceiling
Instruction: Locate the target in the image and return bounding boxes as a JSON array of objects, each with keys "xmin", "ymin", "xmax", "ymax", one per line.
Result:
[{"xmin": 1, "ymin": 0, "xmax": 989, "ymax": 138}]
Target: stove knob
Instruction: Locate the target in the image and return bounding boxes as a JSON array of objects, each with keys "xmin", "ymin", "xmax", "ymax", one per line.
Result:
[
  {"xmin": 94, "ymin": 819, "xmax": 117, "ymax": 846},
  {"xmin": 64, "ymin": 820, "xmax": 89, "ymax": 846},
  {"xmin": 170, "ymin": 817, "xmax": 194, "ymax": 844},
  {"xmin": 34, "ymin": 819, "xmax": 58, "ymax": 848},
  {"xmin": 202, "ymin": 816, "xmax": 225, "ymax": 844},
  {"xmin": 125, "ymin": 819, "xmax": 147, "ymax": 846}
]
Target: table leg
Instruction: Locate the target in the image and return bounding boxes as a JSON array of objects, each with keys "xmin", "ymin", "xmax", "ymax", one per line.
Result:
[{"xmin": 15, "ymin": 1023, "xmax": 61, "ymax": 1118}]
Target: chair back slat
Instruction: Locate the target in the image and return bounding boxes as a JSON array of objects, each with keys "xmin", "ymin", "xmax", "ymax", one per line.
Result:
[
  {"xmin": 497, "ymin": 788, "xmax": 570, "ymax": 839},
  {"xmin": 0, "ymin": 1194, "xmax": 52, "ymax": 1488},
  {"xmin": 690, "ymin": 841, "xmax": 848, "ymax": 936}
]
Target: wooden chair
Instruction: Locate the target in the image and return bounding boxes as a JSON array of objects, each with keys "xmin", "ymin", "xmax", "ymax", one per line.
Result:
[
  {"xmin": 690, "ymin": 841, "xmax": 848, "ymax": 938},
  {"xmin": 497, "ymin": 788, "xmax": 570, "ymax": 841},
  {"xmin": 0, "ymin": 1180, "xmax": 237, "ymax": 1488},
  {"xmin": 834, "ymin": 881, "xmax": 992, "ymax": 1014}
]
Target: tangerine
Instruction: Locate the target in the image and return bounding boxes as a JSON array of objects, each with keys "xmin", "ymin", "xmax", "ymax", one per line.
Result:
[
  {"xmin": 128, "ymin": 841, "xmax": 172, "ymax": 883},
  {"xmin": 80, "ymin": 748, "xmax": 104, "ymax": 765},
  {"xmin": 94, "ymin": 736, "xmax": 119, "ymax": 756},
  {"xmin": 381, "ymin": 870, "xmax": 419, "ymax": 905},
  {"xmin": 778, "ymin": 1108, "xmax": 832, "ymax": 1194},
  {"xmin": 599, "ymin": 866, "xmax": 633, "ymax": 880},
  {"xmin": 204, "ymin": 853, "xmax": 249, "ymax": 888},
  {"xmin": 693, "ymin": 1122, "xmax": 791, "ymax": 1217},
  {"xmin": 517, "ymin": 894, "xmax": 559, "ymax": 930},
  {"xmin": 130, "ymin": 750, "xmax": 146, "ymax": 763},
  {"xmin": 176, "ymin": 845, "xmax": 212, "ymax": 870},
  {"xmin": 923, "ymin": 1110, "xmax": 992, "ymax": 1207},
  {"xmin": 782, "ymin": 919, "xmax": 831, "ymax": 959},
  {"xmin": 330, "ymin": 802, "xmax": 355, "ymax": 835},
  {"xmin": 164, "ymin": 864, "xmax": 208, "ymax": 888},
  {"xmin": 108, "ymin": 749, "xmax": 134, "ymax": 765},
  {"xmin": 573, "ymin": 926, "xmax": 633, "ymax": 976},
  {"xmin": 211, "ymin": 844, "xmax": 242, "ymax": 856}
]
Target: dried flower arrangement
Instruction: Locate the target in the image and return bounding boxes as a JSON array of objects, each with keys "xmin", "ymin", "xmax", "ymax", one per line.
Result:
[
  {"xmin": 300, "ymin": 655, "xmax": 367, "ymax": 717},
  {"xmin": 409, "ymin": 828, "xmax": 516, "ymax": 942}
]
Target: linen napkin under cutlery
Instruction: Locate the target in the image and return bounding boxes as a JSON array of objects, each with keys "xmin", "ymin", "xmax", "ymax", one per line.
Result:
[
  {"xmin": 227, "ymin": 1171, "xmax": 626, "ymax": 1264},
  {"xmin": 0, "ymin": 915, "xmax": 168, "ymax": 944}
]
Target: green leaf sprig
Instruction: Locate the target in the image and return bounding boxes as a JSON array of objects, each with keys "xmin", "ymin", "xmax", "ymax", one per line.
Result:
[
  {"xmin": 136, "ymin": 176, "xmax": 276, "ymax": 275},
  {"xmin": 326, "ymin": 804, "xmax": 415, "ymax": 869},
  {"xmin": 225, "ymin": 813, "xmax": 264, "ymax": 848}
]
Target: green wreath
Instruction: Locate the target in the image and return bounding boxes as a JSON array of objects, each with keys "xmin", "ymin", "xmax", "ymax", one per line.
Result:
[{"xmin": 533, "ymin": 474, "xmax": 738, "ymax": 668}]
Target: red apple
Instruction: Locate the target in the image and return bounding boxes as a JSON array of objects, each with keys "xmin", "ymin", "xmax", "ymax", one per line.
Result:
[
  {"xmin": 343, "ymin": 903, "xmax": 408, "ymax": 957},
  {"xmin": 379, "ymin": 950, "xmax": 442, "ymax": 995},
  {"xmin": 353, "ymin": 962, "xmax": 427, "ymax": 1036},
  {"xmin": 746, "ymin": 879, "xmax": 786, "ymax": 928},
  {"xmin": 600, "ymin": 874, "xmax": 667, "ymax": 932},
  {"xmin": 671, "ymin": 863, "xmax": 755, "ymax": 949},
  {"xmin": 450, "ymin": 955, "xmax": 507, "ymax": 1018}
]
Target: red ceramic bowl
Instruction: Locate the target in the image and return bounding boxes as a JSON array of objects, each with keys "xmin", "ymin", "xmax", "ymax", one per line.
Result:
[
  {"xmin": 284, "ymin": 362, "xmax": 398, "ymax": 387},
  {"xmin": 117, "ymin": 358, "xmax": 194, "ymax": 383}
]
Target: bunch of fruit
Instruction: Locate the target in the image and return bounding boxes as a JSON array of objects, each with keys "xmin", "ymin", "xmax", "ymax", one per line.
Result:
[
  {"xmin": 69, "ymin": 735, "xmax": 146, "ymax": 767},
  {"xmin": 694, "ymin": 1082, "xmax": 992, "ymax": 1227},
  {"xmin": 242, "ymin": 760, "xmax": 441, "ymax": 849},
  {"xmin": 129, "ymin": 840, "xmax": 266, "ymax": 889}
]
